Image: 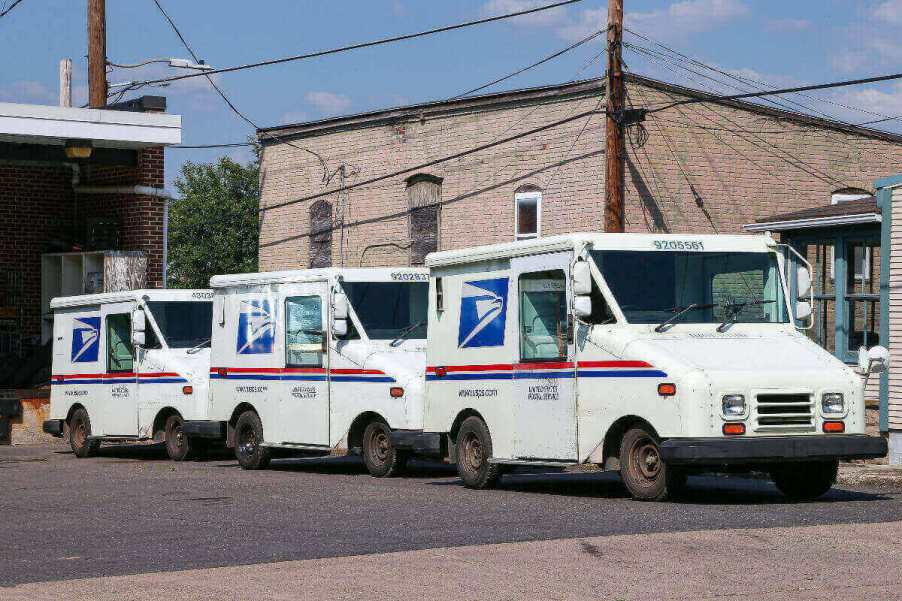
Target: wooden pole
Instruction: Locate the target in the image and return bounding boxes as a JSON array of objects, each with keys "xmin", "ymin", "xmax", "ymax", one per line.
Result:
[
  {"xmin": 603, "ymin": 0, "xmax": 624, "ymax": 233},
  {"xmin": 59, "ymin": 59, "xmax": 72, "ymax": 107},
  {"xmin": 87, "ymin": 0, "xmax": 107, "ymax": 108}
]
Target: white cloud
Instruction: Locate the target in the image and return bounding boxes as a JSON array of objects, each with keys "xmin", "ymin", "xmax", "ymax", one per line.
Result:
[
  {"xmin": 0, "ymin": 80, "xmax": 56, "ymax": 104},
  {"xmin": 765, "ymin": 18, "xmax": 811, "ymax": 32},
  {"xmin": 279, "ymin": 110, "xmax": 310, "ymax": 125},
  {"xmin": 304, "ymin": 91, "xmax": 352, "ymax": 116},
  {"xmin": 873, "ymin": 0, "xmax": 902, "ymax": 24},
  {"xmin": 481, "ymin": 0, "xmax": 569, "ymax": 27},
  {"xmin": 625, "ymin": 0, "xmax": 749, "ymax": 41},
  {"xmin": 830, "ymin": 82, "xmax": 902, "ymax": 120}
]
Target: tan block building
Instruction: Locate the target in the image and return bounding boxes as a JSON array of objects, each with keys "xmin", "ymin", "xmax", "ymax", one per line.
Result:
[{"xmin": 257, "ymin": 74, "xmax": 902, "ymax": 270}]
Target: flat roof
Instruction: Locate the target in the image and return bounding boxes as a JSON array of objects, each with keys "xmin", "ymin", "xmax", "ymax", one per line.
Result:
[
  {"xmin": 427, "ymin": 233, "xmax": 776, "ymax": 268},
  {"xmin": 210, "ymin": 267, "xmax": 429, "ymax": 289},
  {"xmin": 0, "ymin": 102, "xmax": 181, "ymax": 148},
  {"xmin": 50, "ymin": 289, "xmax": 211, "ymax": 309},
  {"xmin": 744, "ymin": 198, "xmax": 880, "ymax": 232}
]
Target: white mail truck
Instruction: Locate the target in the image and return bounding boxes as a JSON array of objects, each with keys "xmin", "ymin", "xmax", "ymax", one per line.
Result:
[
  {"xmin": 43, "ymin": 289, "xmax": 214, "ymax": 461},
  {"xmin": 420, "ymin": 233, "xmax": 888, "ymax": 501},
  {"xmin": 194, "ymin": 267, "xmax": 431, "ymax": 476}
]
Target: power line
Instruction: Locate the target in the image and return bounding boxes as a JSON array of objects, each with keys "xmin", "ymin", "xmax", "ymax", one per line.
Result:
[
  {"xmin": 259, "ymin": 108, "xmax": 602, "ymax": 215},
  {"xmin": 149, "ymin": 0, "xmax": 328, "ymax": 177},
  {"xmin": 172, "ymin": 142, "xmax": 255, "ymax": 149},
  {"xmin": 450, "ymin": 28, "xmax": 603, "ymax": 100},
  {"xmin": 130, "ymin": 0, "xmax": 585, "ymax": 88},
  {"xmin": 0, "ymin": 0, "xmax": 24, "ymax": 18}
]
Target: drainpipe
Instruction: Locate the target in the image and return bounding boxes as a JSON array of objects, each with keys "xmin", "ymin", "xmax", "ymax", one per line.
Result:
[{"xmin": 72, "ymin": 184, "xmax": 172, "ymax": 288}]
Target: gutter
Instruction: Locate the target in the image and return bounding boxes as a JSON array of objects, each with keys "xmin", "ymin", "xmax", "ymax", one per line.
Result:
[{"xmin": 72, "ymin": 184, "xmax": 173, "ymax": 288}]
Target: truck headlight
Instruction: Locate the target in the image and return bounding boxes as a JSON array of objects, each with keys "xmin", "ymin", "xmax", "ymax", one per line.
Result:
[
  {"xmin": 722, "ymin": 394, "xmax": 746, "ymax": 418},
  {"xmin": 821, "ymin": 393, "xmax": 844, "ymax": 415}
]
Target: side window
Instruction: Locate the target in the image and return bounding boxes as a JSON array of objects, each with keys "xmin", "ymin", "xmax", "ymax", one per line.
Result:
[
  {"xmin": 519, "ymin": 270, "xmax": 567, "ymax": 362},
  {"xmin": 582, "ymin": 277, "xmax": 616, "ymax": 325},
  {"xmin": 106, "ymin": 314, "xmax": 134, "ymax": 372},
  {"xmin": 515, "ymin": 189, "xmax": 541, "ymax": 240},
  {"xmin": 285, "ymin": 296, "xmax": 323, "ymax": 367}
]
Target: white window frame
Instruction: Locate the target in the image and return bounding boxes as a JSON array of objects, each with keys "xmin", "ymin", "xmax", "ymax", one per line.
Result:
[{"xmin": 514, "ymin": 190, "xmax": 542, "ymax": 240}]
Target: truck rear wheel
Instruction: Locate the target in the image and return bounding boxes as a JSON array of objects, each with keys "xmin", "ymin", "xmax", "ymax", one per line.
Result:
[
  {"xmin": 362, "ymin": 421, "xmax": 408, "ymax": 477},
  {"xmin": 234, "ymin": 411, "xmax": 271, "ymax": 470},
  {"xmin": 619, "ymin": 426, "xmax": 683, "ymax": 501},
  {"xmin": 164, "ymin": 414, "xmax": 192, "ymax": 462},
  {"xmin": 69, "ymin": 408, "xmax": 100, "ymax": 458},
  {"xmin": 456, "ymin": 416, "xmax": 502, "ymax": 489},
  {"xmin": 770, "ymin": 460, "xmax": 838, "ymax": 501}
]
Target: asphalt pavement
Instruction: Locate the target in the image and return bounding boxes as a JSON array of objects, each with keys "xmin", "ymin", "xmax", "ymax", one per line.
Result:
[{"xmin": 1, "ymin": 443, "xmax": 901, "ymax": 593}]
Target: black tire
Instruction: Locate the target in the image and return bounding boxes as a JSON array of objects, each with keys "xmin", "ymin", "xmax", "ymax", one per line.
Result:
[
  {"xmin": 362, "ymin": 421, "xmax": 408, "ymax": 477},
  {"xmin": 619, "ymin": 426, "xmax": 682, "ymax": 501},
  {"xmin": 234, "ymin": 411, "xmax": 271, "ymax": 470},
  {"xmin": 69, "ymin": 408, "xmax": 100, "ymax": 458},
  {"xmin": 164, "ymin": 414, "xmax": 192, "ymax": 462},
  {"xmin": 456, "ymin": 416, "xmax": 502, "ymax": 489},
  {"xmin": 770, "ymin": 460, "xmax": 838, "ymax": 501}
]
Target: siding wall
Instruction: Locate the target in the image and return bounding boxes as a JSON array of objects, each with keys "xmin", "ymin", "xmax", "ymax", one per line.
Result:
[{"xmin": 887, "ymin": 186, "xmax": 902, "ymax": 429}]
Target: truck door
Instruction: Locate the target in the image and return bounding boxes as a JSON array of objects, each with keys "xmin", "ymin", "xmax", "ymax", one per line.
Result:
[
  {"xmin": 277, "ymin": 285, "xmax": 330, "ymax": 446},
  {"xmin": 100, "ymin": 302, "xmax": 139, "ymax": 435},
  {"xmin": 510, "ymin": 252, "xmax": 578, "ymax": 461}
]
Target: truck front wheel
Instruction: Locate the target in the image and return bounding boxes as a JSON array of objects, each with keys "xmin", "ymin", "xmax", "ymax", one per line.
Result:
[
  {"xmin": 770, "ymin": 460, "xmax": 838, "ymax": 501},
  {"xmin": 456, "ymin": 416, "xmax": 502, "ymax": 489},
  {"xmin": 362, "ymin": 421, "xmax": 408, "ymax": 477},
  {"xmin": 619, "ymin": 426, "xmax": 685, "ymax": 501},
  {"xmin": 164, "ymin": 414, "xmax": 192, "ymax": 462},
  {"xmin": 234, "ymin": 411, "xmax": 271, "ymax": 470},
  {"xmin": 69, "ymin": 408, "xmax": 100, "ymax": 458}
]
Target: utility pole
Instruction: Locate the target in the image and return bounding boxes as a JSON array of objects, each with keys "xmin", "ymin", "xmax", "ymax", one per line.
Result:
[
  {"xmin": 603, "ymin": 0, "xmax": 624, "ymax": 233},
  {"xmin": 59, "ymin": 59, "xmax": 72, "ymax": 107},
  {"xmin": 87, "ymin": 0, "xmax": 107, "ymax": 108}
]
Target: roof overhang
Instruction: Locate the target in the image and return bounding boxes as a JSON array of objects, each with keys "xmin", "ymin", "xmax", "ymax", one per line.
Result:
[
  {"xmin": 744, "ymin": 213, "xmax": 881, "ymax": 233},
  {"xmin": 0, "ymin": 102, "xmax": 181, "ymax": 148}
]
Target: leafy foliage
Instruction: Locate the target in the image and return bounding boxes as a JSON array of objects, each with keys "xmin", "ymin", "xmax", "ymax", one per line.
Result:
[{"xmin": 168, "ymin": 154, "xmax": 260, "ymax": 288}]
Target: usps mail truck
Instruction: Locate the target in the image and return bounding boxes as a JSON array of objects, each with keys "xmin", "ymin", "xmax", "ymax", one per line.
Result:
[
  {"xmin": 197, "ymin": 268, "xmax": 430, "ymax": 475},
  {"xmin": 43, "ymin": 289, "xmax": 214, "ymax": 461},
  {"xmin": 421, "ymin": 233, "xmax": 888, "ymax": 501}
]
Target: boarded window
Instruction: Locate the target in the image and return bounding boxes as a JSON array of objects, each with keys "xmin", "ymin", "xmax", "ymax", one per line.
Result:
[
  {"xmin": 309, "ymin": 200, "xmax": 333, "ymax": 268},
  {"xmin": 406, "ymin": 174, "xmax": 441, "ymax": 265}
]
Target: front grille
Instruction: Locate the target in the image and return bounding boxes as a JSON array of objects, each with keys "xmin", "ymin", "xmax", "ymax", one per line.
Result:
[{"xmin": 754, "ymin": 393, "xmax": 815, "ymax": 432}]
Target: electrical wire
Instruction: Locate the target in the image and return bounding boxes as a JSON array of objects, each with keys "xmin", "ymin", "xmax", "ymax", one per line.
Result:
[
  {"xmin": 0, "ymin": 0, "xmax": 24, "ymax": 18},
  {"xmin": 172, "ymin": 142, "xmax": 255, "ymax": 149},
  {"xmin": 130, "ymin": 0, "xmax": 586, "ymax": 88}
]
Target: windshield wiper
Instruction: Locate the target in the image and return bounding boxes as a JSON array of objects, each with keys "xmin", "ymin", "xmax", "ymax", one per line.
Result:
[
  {"xmin": 654, "ymin": 303, "xmax": 715, "ymax": 333},
  {"xmin": 390, "ymin": 320, "xmax": 426, "ymax": 347},
  {"xmin": 716, "ymin": 299, "xmax": 775, "ymax": 332},
  {"xmin": 186, "ymin": 338, "xmax": 211, "ymax": 354}
]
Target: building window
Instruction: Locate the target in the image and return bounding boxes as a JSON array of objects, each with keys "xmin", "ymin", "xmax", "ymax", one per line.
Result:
[
  {"xmin": 406, "ymin": 174, "xmax": 442, "ymax": 265},
  {"xmin": 309, "ymin": 200, "xmax": 332, "ymax": 268},
  {"xmin": 829, "ymin": 189, "xmax": 874, "ymax": 281},
  {"xmin": 515, "ymin": 187, "xmax": 542, "ymax": 240}
]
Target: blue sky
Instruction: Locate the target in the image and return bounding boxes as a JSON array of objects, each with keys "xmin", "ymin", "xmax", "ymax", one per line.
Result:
[{"xmin": 4, "ymin": 0, "xmax": 902, "ymax": 192}]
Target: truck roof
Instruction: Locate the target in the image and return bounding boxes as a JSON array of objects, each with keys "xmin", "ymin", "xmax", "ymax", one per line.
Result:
[
  {"xmin": 50, "ymin": 289, "xmax": 212, "ymax": 310},
  {"xmin": 209, "ymin": 267, "xmax": 429, "ymax": 289},
  {"xmin": 426, "ymin": 232, "xmax": 777, "ymax": 268}
]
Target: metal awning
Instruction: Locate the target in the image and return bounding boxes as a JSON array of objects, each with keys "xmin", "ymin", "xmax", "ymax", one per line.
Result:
[{"xmin": 743, "ymin": 198, "xmax": 879, "ymax": 232}]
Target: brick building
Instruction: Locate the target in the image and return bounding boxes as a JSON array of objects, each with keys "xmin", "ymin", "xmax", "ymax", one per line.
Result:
[
  {"xmin": 256, "ymin": 74, "xmax": 902, "ymax": 271},
  {"xmin": 0, "ymin": 97, "xmax": 180, "ymax": 391}
]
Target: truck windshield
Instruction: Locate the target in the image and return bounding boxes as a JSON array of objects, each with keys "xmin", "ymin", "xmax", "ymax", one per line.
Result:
[
  {"xmin": 340, "ymin": 281, "xmax": 428, "ymax": 340},
  {"xmin": 146, "ymin": 301, "xmax": 213, "ymax": 348},
  {"xmin": 589, "ymin": 250, "xmax": 788, "ymax": 325}
]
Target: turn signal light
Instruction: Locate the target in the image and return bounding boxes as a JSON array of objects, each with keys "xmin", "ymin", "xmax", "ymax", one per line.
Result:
[
  {"xmin": 390, "ymin": 387, "xmax": 404, "ymax": 398},
  {"xmin": 657, "ymin": 383, "xmax": 677, "ymax": 396},
  {"xmin": 182, "ymin": 386, "xmax": 193, "ymax": 395},
  {"xmin": 722, "ymin": 423, "xmax": 746, "ymax": 436},
  {"xmin": 823, "ymin": 421, "xmax": 845, "ymax": 433}
]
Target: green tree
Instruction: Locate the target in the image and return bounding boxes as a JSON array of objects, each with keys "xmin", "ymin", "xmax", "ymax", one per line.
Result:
[{"xmin": 167, "ymin": 154, "xmax": 260, "ymax": 288}]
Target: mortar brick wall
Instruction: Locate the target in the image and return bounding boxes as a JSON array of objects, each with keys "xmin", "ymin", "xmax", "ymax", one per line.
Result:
[{"xmin": 258, "ymin": 78, "xmax": 902, "ymax": 271}]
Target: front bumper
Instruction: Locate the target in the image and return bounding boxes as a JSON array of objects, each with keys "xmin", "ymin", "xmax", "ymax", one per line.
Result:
[
  {"xmin": 42, "ymin": 419, "xmax": 65, "ymax": 437},
  {"xmin": 660, "ymin": 434, "xmax": 887, "ymax": 466},
  {"xmin": 182, "ymin": 420, "xmax": 226, "ymax": 440}
]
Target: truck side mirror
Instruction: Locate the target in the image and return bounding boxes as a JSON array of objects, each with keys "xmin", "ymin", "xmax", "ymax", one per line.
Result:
[
  {"xmin": 131, "ymin": 309, "xmax": 146, "ymax": 333},
  {"xmin": 795, "ymin": 300, "xmax": 812, "ymax": 321},
  {"xmin": 573, "ymin": 295, "xmax": 592, "ymax": 319},
  {"xmin": 331, "ymin": 318, "xmax": 348, "ymax": 338},
  {"xmin": 859, "ymin": 345, "xmax": 890, "ymax": 374},
  {"xmin": 572, "ymin": 261, "xmax": 592, "ymax": 296},
  {"xmin": 797, "ymin": 264, "xmax": 812, "ymax": 299},
  {"xmin": 131, "ymin": 330, "xmax": 146, "ymax": 347},
  {"xmin": 333, "ymin": 292, "xmax": 349, "ymax": 320}
]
